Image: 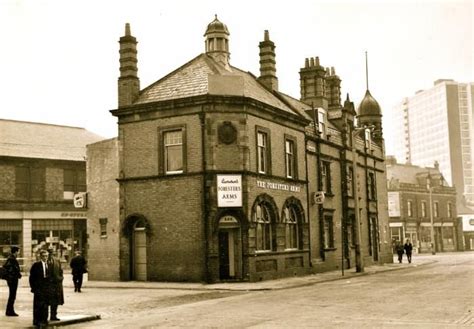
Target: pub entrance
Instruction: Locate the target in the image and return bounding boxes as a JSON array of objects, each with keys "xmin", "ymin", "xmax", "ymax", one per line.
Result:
[{"xmin": 218, "ymin": 215, "xmax": 241, "ymax": 281}]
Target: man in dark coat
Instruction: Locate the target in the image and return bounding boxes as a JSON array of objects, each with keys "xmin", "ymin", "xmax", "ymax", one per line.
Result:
[
  {"xmin": 4, "ymin": 246, "xmax": 22, "ymax": 316},
  {"xmin": 47, "ymin": 248, "xmax": 64, "ymax": 321},
  {"xmin": 404, "ymin": 239, "xmax": 413, "ymax": 263},
  {"xmin": 29, "ymin": 250, "xmax": 50, "ymax": 327},
  {"xmin": 395, "ymin": 240, "xmax": 404, "ymax": 263},
  {"xmin": 70, "ymin": 250, "xmax": 87, "ymax": 292}
]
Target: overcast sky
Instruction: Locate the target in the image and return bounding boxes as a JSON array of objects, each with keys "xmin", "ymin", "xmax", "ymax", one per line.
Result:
[{"xmin": 1, "ymin": 0, "xmax": 472, "ymax": 155}]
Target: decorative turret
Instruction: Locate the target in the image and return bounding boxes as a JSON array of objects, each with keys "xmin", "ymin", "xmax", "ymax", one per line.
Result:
[
  {"xmin": 118, "ymin": 23, "xmax": 140, "ymax": 108},
  {"xmin": 204, "ymin": 15, "xmax": 230, "ymax": 69},
  {"xmin": 357, "ymin": 90, "xmax": 383, "ymax": 142},
  {"xmin": 257, "ymin": 30, "xmax": 278, "ymax": 91},
  {"xmin": 356, "ymin": 52, "xmax": 383, "ymax": 144},
  {"xmin": 299, "ymin": 56, "xmax": 328, "ymax": 109}
]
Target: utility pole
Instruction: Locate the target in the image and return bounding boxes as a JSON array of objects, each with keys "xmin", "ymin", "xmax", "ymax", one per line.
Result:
[
  {"xmin": 352, "ymin": 127, "xmax": 366, "ymax": 273},
  {"xmin": 427, "ymin": 174, "xmax": 436, "ymax": 255}
]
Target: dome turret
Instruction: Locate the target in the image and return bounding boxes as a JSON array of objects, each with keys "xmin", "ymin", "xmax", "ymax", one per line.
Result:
[
  {"xmin": 358, "ymin": 90, "xmax": 382, "ymax": 116},
  {"xmin": 204, "ymin": 15, "xmax": 230, "ymax": 69}
]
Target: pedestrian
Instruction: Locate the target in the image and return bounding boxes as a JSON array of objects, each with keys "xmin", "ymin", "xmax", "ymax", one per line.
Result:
[
  {"xmin": 47, "ymin": 248, "xmax": 64, "ymax": 322},
  {"xmin": 404, "ymin": 239, "xmax": 413, "ymax": 263},
  {"xmin": 395, "ymin": 240, "xmax": 404, "ymax": 263},
  {"xmin": 70, "ymin": 250, "xmax": 87, "ymax": 292},
  {"xmin": 29, "ymin": 250, "xmax": 50, "ymax": 328},
  {"xmin": 3, "ymin": 246, "xmax": 22, "ymax": 316}
]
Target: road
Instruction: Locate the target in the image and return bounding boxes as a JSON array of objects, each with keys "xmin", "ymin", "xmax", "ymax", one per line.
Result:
[
  {"xmin": 1, "ymin": 252, "xmax": 472, "ymax": 328},
  {"xmin": 69, "ymin": 253, "xmax": 473, "ymax": 328}
]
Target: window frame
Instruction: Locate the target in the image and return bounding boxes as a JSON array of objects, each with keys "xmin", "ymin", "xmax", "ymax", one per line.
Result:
[
  {"xmin": 159, "ymin": 125, "xmax": 187, "ymax": 175},
  {"xmin": 407, "ymin": 200, "xmax": 413, "ymax": 217},
  {"xmin": 284, "ymin": 134, "xmax": 298, "ymax": 179},
  {"xmin": 256, "ymin": 126, "xmax": 271, "ymax": 175},
  {"xmin": 283, "ymin": 204, "xmax": 299, "ymax": 250},
  {"xmin": 317, "ymin": 108, "xmax": 327, "ymax": 138},
  {"xmin": 254, "ymin": 203, "xmax": 274, "ymax": 252},
  {"xmin": 15, "ymin": 166, "xmax": 45, "ymax": 200},
  {"xmin": 63, "ymin": 168, "xmax": 87, "ymax": 199},
  {"xmin": 323, "ymin": 215, "xmax": 334, "ymax": 249},
  {"xmin": 321, "ymin": 161, "xmax": 332, "ymax": 194}
]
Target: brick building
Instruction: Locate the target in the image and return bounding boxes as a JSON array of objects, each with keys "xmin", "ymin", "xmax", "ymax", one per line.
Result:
[
  {"xmin": 0, "ymin": 119, "xmax": 103, "ymax": 270},
  {"xmin": 386, "ymin": 157, "xmax": 460, "ymax": 253},
  {"xmin": 87, "ymin": 17, "xmax": 392, "ymax": 282}
]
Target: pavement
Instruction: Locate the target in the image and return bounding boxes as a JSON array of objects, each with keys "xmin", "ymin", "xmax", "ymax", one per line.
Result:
[{"xmin": 1, "ymin": 255, "xmax": 434, "ymax": 328}]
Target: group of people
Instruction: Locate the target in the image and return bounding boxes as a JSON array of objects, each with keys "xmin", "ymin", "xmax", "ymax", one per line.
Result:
[
  {"xmin": 395, "ymin": 239, "xmax": 413, "ymax": 263},
  {"xmin": 2, "ymin": 247, "xmax": 87, "ymax": 328}
]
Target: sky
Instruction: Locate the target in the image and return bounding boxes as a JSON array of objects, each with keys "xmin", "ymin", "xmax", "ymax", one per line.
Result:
[{"xmin": 1, "ymin": 0, "xmax": 472, "ymax": 155}]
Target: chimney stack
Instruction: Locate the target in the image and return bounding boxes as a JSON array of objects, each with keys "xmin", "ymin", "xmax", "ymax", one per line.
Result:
[
  {"xmin": 118, "ymin": 23, "xmax": 140, "ymax": 108},
  {"xmin": 257, "ymin": 30, "xmax": 278, "ymax": 91}
]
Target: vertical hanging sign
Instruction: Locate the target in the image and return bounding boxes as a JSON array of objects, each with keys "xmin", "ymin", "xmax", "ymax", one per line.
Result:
[{"xmin": 217, "ymin": 175, "xmax": 242, "ymax": 207}]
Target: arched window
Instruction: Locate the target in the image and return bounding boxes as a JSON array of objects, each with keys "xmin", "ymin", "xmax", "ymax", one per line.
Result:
[
  {"xmin": 283, "ymin": 205, "xmax": 299, "ymax": 249},
  {"xmin": 254, "ymin": 203, "xmax": 273, "ymax": 251}
]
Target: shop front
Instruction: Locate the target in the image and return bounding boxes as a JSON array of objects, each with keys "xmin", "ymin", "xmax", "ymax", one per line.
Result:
[{"xmin": 0, "ymin": 210, "xmax": 87, "ymax": 270}]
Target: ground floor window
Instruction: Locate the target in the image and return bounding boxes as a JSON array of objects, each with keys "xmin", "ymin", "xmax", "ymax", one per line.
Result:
[
  {"xmin": 32, "ymin": 219, "xmax": 86, "ymax": 262},
  {"xmin": 254, "ymin": 203, "xmax": 273, "ymax": 251},
  {"xmin": 0, "ymin": 220, "xmax": 22, "ymax": 257}
]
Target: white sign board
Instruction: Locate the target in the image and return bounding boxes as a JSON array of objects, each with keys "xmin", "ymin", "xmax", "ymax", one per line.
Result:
[
  {"xmin": 217, "ymin": 175, "xmax": 242, "ymax": 207},
  {"xmin": 388, "ymin": 192, "xmax": 400, "ymax": 217}
]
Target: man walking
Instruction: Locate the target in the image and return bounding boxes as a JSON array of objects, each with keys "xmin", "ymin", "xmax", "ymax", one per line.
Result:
[
  {"xmin": 3, "ymin": 246, "xmax": 22, "ymax": 316},
  {"xmin": 70, "ymin": 250, "xmax": 87, "ymax": 292},
  {"xmin": 404, "ymin": 239, "xmax": 413, "ymax": 263},
  {"xmin": 29, "ymin": 250, "xmax": 50, "ymax": 327}
]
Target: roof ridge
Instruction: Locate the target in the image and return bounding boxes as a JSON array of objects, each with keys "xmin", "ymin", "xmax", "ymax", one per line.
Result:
[{"xmin": 0, "ymin": 118, "xmax": 87, "ymax": 130}]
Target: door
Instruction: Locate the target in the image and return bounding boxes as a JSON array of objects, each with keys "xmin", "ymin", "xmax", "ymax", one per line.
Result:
[
  {"xmin": 133, "ymin": 227, "xmax": 147, "ymax": 281},
  {"xmin": 218, "ymin": 231, "xmax": 230, "ymax": 279}
]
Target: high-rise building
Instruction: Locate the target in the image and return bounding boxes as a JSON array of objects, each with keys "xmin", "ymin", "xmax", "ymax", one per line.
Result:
[{"xmin": 390, "ymin": 79, "xmax": 474, "ymax": 209}]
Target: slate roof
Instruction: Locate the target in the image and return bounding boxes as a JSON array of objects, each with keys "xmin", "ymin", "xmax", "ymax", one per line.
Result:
[
  {"xmin": 386, "ymin": 163, "xmax": 443, "ymax": 185},
  {"xmin": 135, "ymin": 54, "xmax": 300, "ymax": 117},
  {"xmin": 0, "ymin": 119, "xmax": 105, "ymax": 161}
]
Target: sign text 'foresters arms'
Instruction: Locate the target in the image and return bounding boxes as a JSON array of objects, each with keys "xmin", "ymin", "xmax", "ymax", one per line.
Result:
[{"xmin": 257, "ymin": 180, "xmax": 301, "ymax": 192}]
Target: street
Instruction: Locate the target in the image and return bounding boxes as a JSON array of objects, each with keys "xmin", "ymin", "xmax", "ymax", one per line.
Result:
[{"xmin": 1, "ymin": 252, "xmax": 473, "ymax": 328}]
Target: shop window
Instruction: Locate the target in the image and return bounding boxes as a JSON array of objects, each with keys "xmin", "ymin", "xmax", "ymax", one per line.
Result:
[
  {"xmin": 32, "ymin": 219, "xmax": 74, "ymax": 262},
  {"xmin": 323, "ymin": 215, "xmax": 334, "ymax": 249},
  {"xmin": 0, "ymin": 220, "xmax": 22, "ymax": 257},
  {"xmin": 63, "ymin": 168, "xmax": 86, "ymax": 199},
  {"xmin": 100, "ymin": 218, "xmax": 108, "ymax": 238},
  {"xmin": 283, "ymin": 205, "xmax": 299, "ymax": 249},
  {"xmin": 253, "ymin": 201, "xmax": 275, "ymax": 252},
  {"xmin": 321, "ymin": 161, "xmax": 332, "ymax": 194},
  {"xmin": 15, "ymin": 166, "xmax": 45, "ymax": 200},
  {"xmin": 284, "ymin": 137, "xmax": 297, "ymax": 179},
  {"xmin": 256, "ymin": 129, "xmax": 271, "ymax": 174}
]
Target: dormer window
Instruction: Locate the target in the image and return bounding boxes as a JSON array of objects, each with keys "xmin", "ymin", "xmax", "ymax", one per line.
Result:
[
  {"xmin": 317, "ymin": 109, "xmax": 326, "ymax": 137},
  {"xmin": 365, "ymin": 128, "xmax": 372, "ymax": 150}
]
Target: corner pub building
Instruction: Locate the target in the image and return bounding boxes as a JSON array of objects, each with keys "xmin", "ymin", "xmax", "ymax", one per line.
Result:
[{"xmin": 87, "ymin": 17, "xmax": 392, "ymax": 283}]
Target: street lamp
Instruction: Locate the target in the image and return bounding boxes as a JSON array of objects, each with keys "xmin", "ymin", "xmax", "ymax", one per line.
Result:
[
  {"xmin": 427, "ymin": 174, "xmax": 436, "ymax": 255},
  {"xmin": 352, "ymin": 126, "xmax": 371, "ymax": 273}
]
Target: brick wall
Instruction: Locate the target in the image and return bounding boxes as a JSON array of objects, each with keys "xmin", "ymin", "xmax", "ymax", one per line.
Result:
[{"xmin": 86, "ymin": 138, "xmax": 121, "ymax": 281}]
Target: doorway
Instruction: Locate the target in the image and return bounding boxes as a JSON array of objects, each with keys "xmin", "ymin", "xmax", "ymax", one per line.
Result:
[
  {"xmin": 132, "ymin": 221, "xmax": 147, "ymax": 281},
  {"xmin": 217, "ymin": 214, "xmax": 241, "ymax": 280}
]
